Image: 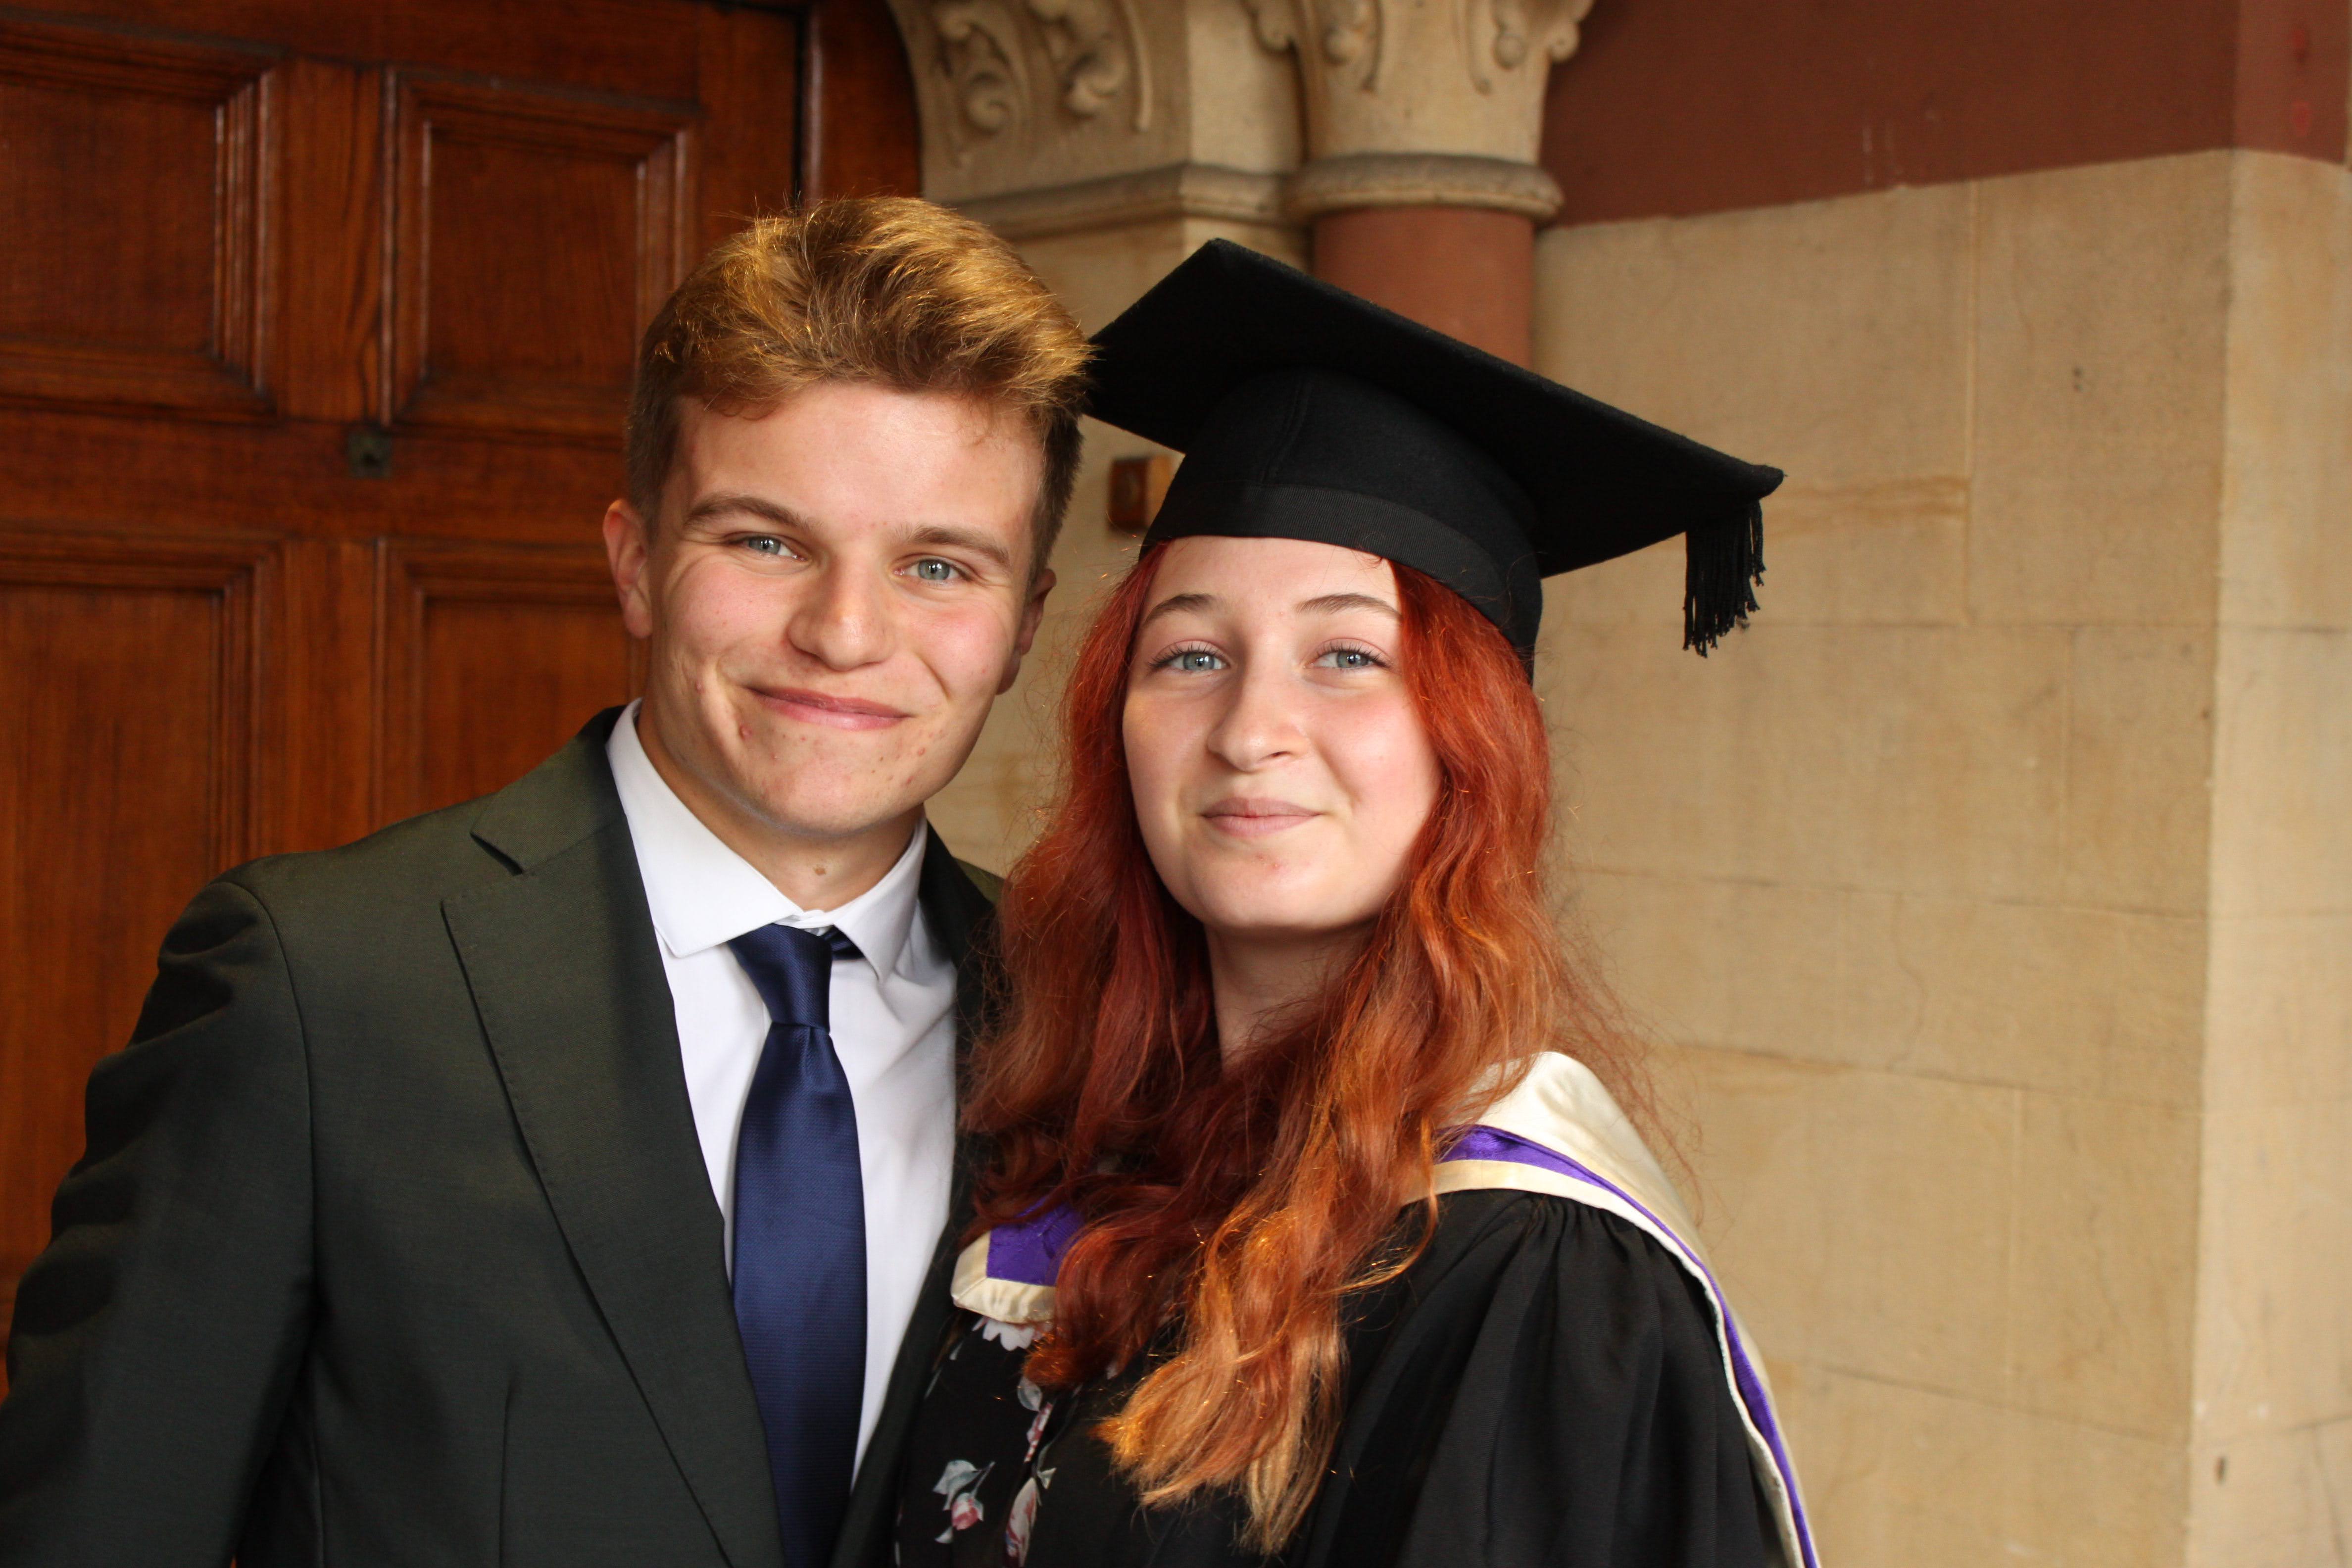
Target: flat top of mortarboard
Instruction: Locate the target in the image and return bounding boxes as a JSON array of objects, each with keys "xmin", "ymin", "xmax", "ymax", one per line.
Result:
[{"xmin": 1085, "ymin": 240, "xmax": 1782, "ymax": 654}]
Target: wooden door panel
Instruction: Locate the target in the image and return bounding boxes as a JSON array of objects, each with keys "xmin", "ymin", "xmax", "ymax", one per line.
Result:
[
  {"xmin": 392, "ymin": 76, "xmax": 693, "ymax": 441},
  {"xmin": 23, "ymin": 0, "xmax": 709, "ymax": 99},
  {"xmin": 378, "ymin": 540, "xmax": 642, "ymax": 821},
  {"xmin": 0, "ymin": 406, "xmax": 624, "ymax": 541},
  {"xmin": 0, "ymin": 527, "xmax": 270, "ymax": 1330},
  {"xmin": 0, "ymin": 18, "xmax": 274, "ymax": 415},
  {"xmin": 0, "ymin": 0, "xmax": 918, "ymax": 1386}
]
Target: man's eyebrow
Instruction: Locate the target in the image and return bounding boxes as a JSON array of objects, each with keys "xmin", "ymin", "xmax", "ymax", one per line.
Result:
[
  {"xmin": 1297, "ymin": 592, "xmax": 1400, "ymax": 619},
  {"xmin": 908, "ymin": 524, "xmax": 1015, "ymax": 572},
  {"xmin": 1139, "ymin": 591, "xmax": 1217, "ymax": 629},
  {"xmin": 680, "ymin": 492, "xmax": 806, "ymax": 531}
]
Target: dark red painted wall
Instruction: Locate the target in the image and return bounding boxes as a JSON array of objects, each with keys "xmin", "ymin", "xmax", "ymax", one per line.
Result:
[{"xmin": 1542, "ymin": 0, "xmax": 2349, "ymax": 224}]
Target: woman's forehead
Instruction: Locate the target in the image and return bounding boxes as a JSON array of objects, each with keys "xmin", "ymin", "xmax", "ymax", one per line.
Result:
[{"xmin": 1144, "ymin": 535, "xmax": 1397, "ymax": 607}]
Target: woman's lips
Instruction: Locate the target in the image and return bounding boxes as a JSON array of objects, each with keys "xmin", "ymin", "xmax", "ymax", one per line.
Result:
[
  {"xmin": 752, "ymin": 686, "xmax": 907, "ymax": 732},
  {"xmin": 1200, "ymin": 797, "xmax": 1319, "ymax": 837}
]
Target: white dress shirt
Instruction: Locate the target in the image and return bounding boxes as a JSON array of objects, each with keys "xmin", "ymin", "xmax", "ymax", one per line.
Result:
[{"xmin": 606, "ymin": 701, "xmax": 958, "ymax": 1470}]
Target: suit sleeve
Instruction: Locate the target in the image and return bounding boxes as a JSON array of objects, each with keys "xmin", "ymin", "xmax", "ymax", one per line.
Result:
[
  {"xmin": 0, "ymin": 876, "xmax": 316, "ymax": 1565},
  {"xmin": 1316, "ymin": 1192, "xmax": 1773, "ymax": 1568}
]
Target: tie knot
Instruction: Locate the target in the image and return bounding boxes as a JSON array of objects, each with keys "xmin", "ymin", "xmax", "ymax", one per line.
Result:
[{"xmin": 728, "ymin": 924, "xmax": 858, "ymax": 1030}]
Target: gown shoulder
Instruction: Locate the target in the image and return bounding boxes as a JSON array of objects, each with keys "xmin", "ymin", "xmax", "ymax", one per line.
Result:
[{"xmin": 1291, "ymin": 1186, "xmax": 1775, "ymax": 1568}]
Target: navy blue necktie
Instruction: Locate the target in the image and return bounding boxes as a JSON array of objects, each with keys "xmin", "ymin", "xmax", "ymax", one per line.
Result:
[{"xmin": 727, "ymin": 923, "xmax": 866, "ymax": 1568}]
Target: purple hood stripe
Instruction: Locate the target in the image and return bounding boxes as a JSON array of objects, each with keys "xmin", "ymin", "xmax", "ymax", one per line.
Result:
[{"xmin": 985, "ymin": 1201, "xmax": 1083, "ymax": 1287}]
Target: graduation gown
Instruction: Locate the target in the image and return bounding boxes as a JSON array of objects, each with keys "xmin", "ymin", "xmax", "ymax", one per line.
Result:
[{"xmin": 890, "ymin": 1054, "xmax": 1817, "ymax": 1568}]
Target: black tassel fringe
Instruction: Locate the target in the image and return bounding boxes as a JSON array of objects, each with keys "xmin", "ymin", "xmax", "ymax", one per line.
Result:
[{"xmin": 1682, "ymin": 501, "xmax": 1765, "ymax": 655}]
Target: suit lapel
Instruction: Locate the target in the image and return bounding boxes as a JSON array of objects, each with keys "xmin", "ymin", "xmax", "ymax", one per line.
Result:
[{"xmin": 445, "ymin": 714, "xmax": 783, "ymax": 1568}]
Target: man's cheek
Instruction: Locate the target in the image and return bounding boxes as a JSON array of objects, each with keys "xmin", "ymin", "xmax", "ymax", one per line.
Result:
[{"xmin": 926, "ymin": 605, "xmax": 1022, "ymax": 694}]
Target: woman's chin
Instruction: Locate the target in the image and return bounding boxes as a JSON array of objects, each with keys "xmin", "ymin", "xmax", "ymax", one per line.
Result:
[{"xmin": 1190, "ymin": 895, "xmax": 1384, "ymax": 953}]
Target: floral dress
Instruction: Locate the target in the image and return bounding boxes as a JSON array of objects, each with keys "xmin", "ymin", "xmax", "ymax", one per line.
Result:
[
  {"xmin": 891, "ymin": 1309, "xmax": 1260, "ymax": 1568},
  {"xmin": 896, "ymin": 1316, "xmax": 1049, "ymax": 1568}
]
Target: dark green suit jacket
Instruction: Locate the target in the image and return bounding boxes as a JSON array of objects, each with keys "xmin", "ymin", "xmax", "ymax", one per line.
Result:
[{"xmin": 0, "ymin": 709, "xmax": 996, "ymax": 1568}]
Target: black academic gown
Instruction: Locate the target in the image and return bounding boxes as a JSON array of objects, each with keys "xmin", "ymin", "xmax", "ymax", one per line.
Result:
[
  {"xmin": 0, "ymin": 707, "xmax": 997, "ymax": 1568},
  {"xmin": 891, "ymin": 1189, "xmax": 1772, "ymax": 1568}
]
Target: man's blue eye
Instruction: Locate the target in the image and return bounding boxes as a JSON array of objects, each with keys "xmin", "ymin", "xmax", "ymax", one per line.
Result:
[
  {"xmin": 914, "ymin": 559, "xmax": 957, "ymax": 582},
  {"xmin": 744, "ymin": 537, "xmax": 783, "ymax": 555}
]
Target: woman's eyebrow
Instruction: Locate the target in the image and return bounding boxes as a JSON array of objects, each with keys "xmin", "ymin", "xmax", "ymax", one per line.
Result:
[
  {"xmin": 1139, "ymin": 591, "xmax": 1218, "ymax": 628},
  {"xmin": 1298, "ymin": 592, "xmax": 1400, "ymax": 618}
]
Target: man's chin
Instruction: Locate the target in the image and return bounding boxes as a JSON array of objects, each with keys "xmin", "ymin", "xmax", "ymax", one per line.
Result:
[{"xmin": 735, "ymin": 781, "xmax": 933, "ymax": 845}]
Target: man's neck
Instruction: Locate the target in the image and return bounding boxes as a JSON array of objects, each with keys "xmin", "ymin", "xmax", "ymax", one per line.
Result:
[{"xmin": 633, "ymin": 703, "xmax": 920, "ymax": 913}]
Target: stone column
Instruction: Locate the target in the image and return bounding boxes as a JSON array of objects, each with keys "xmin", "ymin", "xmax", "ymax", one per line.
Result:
[{"xmin": 1244, "ymin": 0, "xmax": 1590, "ymax": 363}]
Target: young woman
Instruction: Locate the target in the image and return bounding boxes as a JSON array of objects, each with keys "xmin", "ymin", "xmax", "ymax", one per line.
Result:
[{"xmin": 889, "ymin": 243, "xmax": 1814, "ymax": 1568}]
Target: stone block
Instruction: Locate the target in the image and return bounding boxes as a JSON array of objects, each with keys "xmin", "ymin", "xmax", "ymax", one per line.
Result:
[
  {"xmin": 1568, "ymin": 870, "xmax": 1842, "ymax": 1061},
  {"xmin": 2211, "ymin": 627, "xmax": 2352, "ymax": 918},
  {"xmin": 2061, "ymin": 627, "xmax": 2216, "ymax": 914},
  {"xmin": 2003, "ymin": 1408, "xmax": 2189, "ymax": 1568},
  {"xmin": 1769, "ymin": 1365, "xmax": 2008, "ymax": 1568},
  {"xmin": 2009, "ymin": 1092, "xmax": 2200, "ymax": 1438},
  {"xmin": 1550, "ymin": 622, "xmax": 2070, "ymax": 903},
  {"xmin": 2205, "ymin": 912, "xmax": 2352, "ymax": 1109},
  {"xmin": 2193, "ymin": 1097, "xmax": 2352, "ymax": 1441},
  {"xmin": 1535, "ymin": 181, "xmax": 1974, "ymax": 490},
  {"xmin": 1677, "ymin": 1047, "xmax": 2016, "ymax": 1404},
  {"xmin": 1542, "ymin": 477, "xmax": 1970, "ymax": 633},
  {"xmin": 2188, "ymin": 1420, "xmax": 2352, "ymax": 1568},
  {"xmin": 1970, "ymin": 154, "xmax": 2230, "ymax": 626},
  {"xmin": 1840, "ymin": 893, "xmax": 2205, "ymax": 1105},
  {"xmin": 2221, "ymin": 153, "xmax": 2352, "ymax": 633}
]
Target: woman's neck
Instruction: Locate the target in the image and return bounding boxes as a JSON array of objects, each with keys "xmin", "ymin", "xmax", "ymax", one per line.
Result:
[{"xmin": 1203, "ymin": 924, "xmax": 1372, "ymax": 1070}]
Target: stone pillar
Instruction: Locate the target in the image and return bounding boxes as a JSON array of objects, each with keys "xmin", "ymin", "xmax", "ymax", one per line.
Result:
[{"xmin": 1244, "ymin": 0, "xmax": 1590, "ymax": 364}]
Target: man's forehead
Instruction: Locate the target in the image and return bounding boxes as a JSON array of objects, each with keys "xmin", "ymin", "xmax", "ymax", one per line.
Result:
[{"xmin": 673, "ymin": 385, "xmax": 1032, "ymax": 452}]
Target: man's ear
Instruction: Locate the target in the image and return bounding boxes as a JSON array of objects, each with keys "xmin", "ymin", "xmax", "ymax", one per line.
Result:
[
  {"xmin": 998, "ymin": 566, "xmax": 1057, "ymax": 694},
  {"xmin": 602, "ymin": 499, "xmax": 656, "ymax": 640}
]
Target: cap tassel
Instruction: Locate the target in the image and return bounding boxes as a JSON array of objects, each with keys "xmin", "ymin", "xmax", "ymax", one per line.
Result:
[{"xmin": 1683, "ymin": 501, "xmax": 1764, "ymax": 655}]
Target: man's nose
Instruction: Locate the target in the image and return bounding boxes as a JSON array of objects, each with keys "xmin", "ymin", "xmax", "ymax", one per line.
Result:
[{"xmin": 785, "ymin": 561, "xmax": 895, "ymax": 670}]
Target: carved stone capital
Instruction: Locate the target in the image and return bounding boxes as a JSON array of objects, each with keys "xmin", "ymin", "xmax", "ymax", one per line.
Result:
[
  {"xmin": 1242, "ymin": 0, "xmax": 1591, "ymax": 165},
  {"xmin": 887, "ymin": 0, "xmax": 1170, "ymax": 205}
]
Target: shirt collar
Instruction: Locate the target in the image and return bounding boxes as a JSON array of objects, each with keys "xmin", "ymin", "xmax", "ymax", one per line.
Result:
[{"xmin": 606, "ymin": 700, "xmax": 929, "ymax": 980}]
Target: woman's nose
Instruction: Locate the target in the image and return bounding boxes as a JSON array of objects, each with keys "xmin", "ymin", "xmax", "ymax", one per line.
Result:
[{"xmin": 1203, "ymin": 662, "xmax": 1305, "ymax": 770}]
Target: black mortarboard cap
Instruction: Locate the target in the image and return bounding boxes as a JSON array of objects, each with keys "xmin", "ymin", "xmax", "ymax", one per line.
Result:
[{"xmin": 1085, "ymin": 240, "xmax": 1782, "ymax": 660}]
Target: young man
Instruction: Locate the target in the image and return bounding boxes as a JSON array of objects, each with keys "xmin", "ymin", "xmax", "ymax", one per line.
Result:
[{"xmin": 0, "ymin": 199, "xmax": 1089, "ymax": 1568}]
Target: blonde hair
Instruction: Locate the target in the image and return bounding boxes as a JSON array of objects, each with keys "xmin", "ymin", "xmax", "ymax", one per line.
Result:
[{"xmin": 626, "ymin": 197, "xmax": 1091, "ymax": 567}]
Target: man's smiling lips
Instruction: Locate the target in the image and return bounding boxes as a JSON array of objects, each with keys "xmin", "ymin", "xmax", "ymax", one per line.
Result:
[
  {"xmin": 1200, "ymin": 796, "xmax": 1319, "ymax": 838},
  {"xmin": 750, "ymin": 685, "xmax": 908, "ymax": 732}
]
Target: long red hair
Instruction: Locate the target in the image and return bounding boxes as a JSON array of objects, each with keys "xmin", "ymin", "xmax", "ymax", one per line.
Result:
[{"xmin": 966, "ymin": 547, "xmax": 1654, "ymax": 1549}]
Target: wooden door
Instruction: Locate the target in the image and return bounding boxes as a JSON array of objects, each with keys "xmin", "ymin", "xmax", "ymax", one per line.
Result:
[{"xmin": 0, "ymin": 0, "xmax": 917, "ymax": 1355}]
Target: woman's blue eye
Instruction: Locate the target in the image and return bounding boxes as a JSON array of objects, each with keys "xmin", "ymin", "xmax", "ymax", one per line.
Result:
[
  {"xmin": 1318, "ymin": 646, "xmax": 1383, "ymax": 670},
  {"xmin": 913, "ymin": 558, "xmax": 958, "ymax": 583},
  {"xmin": 1169, "ymin": 649, "xmax": 1223, "ymax": 672}
]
